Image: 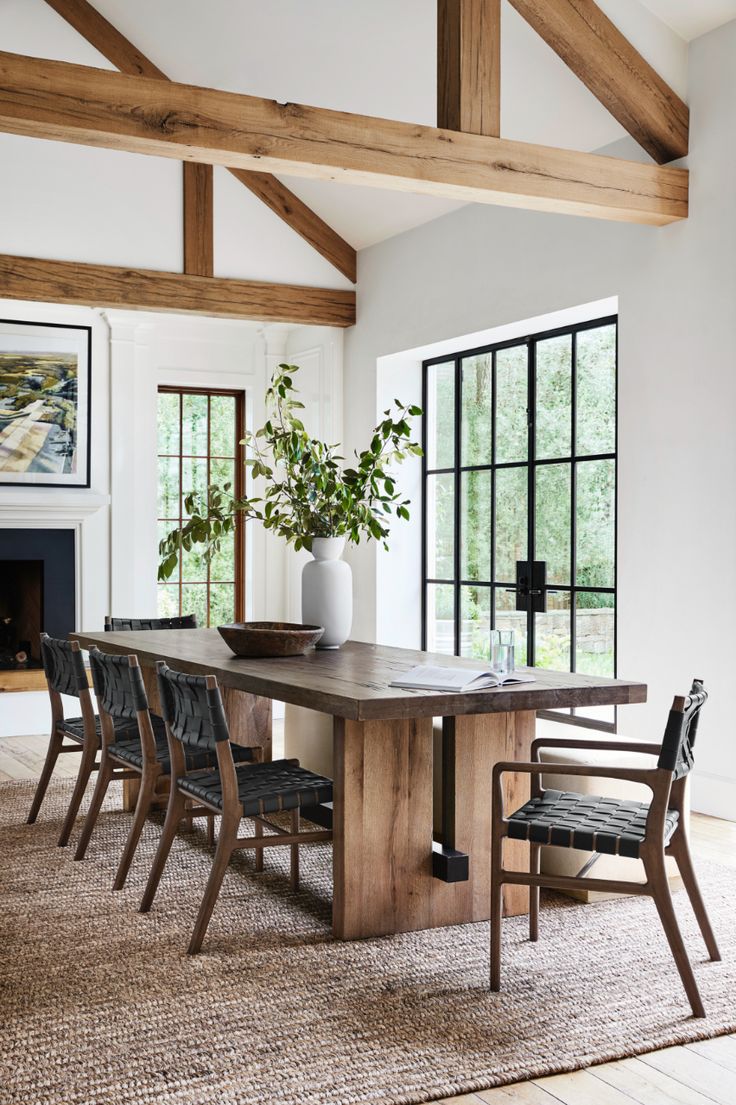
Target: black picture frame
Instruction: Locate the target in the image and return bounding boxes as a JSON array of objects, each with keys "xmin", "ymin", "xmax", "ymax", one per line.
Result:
[{"xmin": 0, "ymin": 318, "xmax": 92, "ymax": 488}]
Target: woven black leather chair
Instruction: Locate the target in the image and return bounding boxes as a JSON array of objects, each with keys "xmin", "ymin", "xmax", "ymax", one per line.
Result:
[
  {"xmin": 490, "ymin": 680, "xmax": 719, "ymax": 1018},
  {"xmin": 28, "ymin": 634, "xmax": 121, "ymax": 847},
  {"xmin": 140, "ymin": 662, "xmax": 333, "ymax": 954},
  {"xmin": 75, "ymin": 648, "xmax": 257, "ymax": 889},
  {"xmin": 105, "ymin": 614, "xmax": 198, "ymax": 632}
]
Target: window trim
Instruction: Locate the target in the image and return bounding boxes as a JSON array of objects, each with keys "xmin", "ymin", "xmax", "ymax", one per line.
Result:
[
  {"xmin": 157, "ymin": 384, "xmax": 246, "ymax": 625},
  {"xmin": 421, "ymin": 315, "xmax": 618, "ymax": 731}
]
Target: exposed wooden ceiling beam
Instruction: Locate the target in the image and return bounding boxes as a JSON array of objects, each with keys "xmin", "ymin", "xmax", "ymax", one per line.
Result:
[
  {"xmin": 42, "ymin": 0, "xmax": 357, "ymax": 282},
  {"xmin": 506, "ymin": 0, "xmax": 689, "ymax": 164},
  {"xmin": 0, "ymin": 253, "xmax": 356, "ymax": 327},
  {"xmin": 438, "ymin": 0, "xmax": 501, "ymax": 136},
  {"xmin": 183, "ymin": 162, "xmax": 213, "ymax": 277},
  {"xmin": 0, "ymin": 52, "xmax": 688, "ymax": 226}
]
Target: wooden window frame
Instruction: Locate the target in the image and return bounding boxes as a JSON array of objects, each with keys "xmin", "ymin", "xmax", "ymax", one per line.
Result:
[{"xmin": 157, "ymin": 385, "xmax": 245, "ymax": 625}]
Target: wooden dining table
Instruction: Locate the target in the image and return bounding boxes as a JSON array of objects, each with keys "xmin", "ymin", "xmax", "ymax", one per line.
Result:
[{"xmin": 71, "ymin": 629, "xmax": 646, "ymax": 940}]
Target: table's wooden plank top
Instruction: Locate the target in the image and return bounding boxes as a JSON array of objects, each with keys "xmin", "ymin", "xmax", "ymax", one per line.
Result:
[{"xmin": 70, "ymin": 629, "xmax": 647, "ymax": 721}]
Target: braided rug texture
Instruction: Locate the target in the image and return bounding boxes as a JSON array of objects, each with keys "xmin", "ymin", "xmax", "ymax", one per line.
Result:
[{"xmin": 1, "ymin": 778, "xmax": 735, "ymax": 1105}]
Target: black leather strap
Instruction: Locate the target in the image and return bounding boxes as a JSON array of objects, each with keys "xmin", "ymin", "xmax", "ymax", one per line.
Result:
[
  {"xmin": 40, "ymin": 633, "xmax": 88, "ymax": 698},
  {"xmin": 105, "ymin": 614, "xmax": 197, "ymax": 631},
  {"xmin": 89, "ymin": 647, "xmax": 149, "ymax": 720}
]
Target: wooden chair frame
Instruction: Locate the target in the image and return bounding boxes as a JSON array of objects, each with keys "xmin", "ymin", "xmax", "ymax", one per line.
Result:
[
  {"xmin": 491, "ymin": 699, "xmax": 720, "ymax": 1019},
  {"xmin": 75, "ymin": 653, "xmax": 215, "ymax": 890},
  {"xmin": 140, "ymin": 674, "xmax": 332, "ymax": 955},
  {"xmin": 27, "ymin": 638, "xmax": 100, "ymax": 847}
]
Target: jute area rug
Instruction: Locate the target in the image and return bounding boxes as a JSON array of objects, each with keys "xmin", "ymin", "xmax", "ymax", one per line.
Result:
[{"xmin": 1, "ymin": 779, "xmax": 735, "ymax": 1105}]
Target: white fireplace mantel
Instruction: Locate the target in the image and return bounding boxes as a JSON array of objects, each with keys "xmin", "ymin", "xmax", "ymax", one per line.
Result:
[
  {"xmin": 0, "ymin": 492, "xmax": 109, "ymax": 519},
  {"xmin": 0, "ymin": 493, "xmax": 110, "ymax": 632}
]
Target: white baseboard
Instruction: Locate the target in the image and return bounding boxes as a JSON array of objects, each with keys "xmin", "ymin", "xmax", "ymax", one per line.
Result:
[{"xmin": 691, "ymin": 771, "xmax": 736, "ymax": 822}]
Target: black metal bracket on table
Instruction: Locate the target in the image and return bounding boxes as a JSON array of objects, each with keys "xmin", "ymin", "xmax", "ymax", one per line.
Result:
[{"xmin": 432, "ymin": 716, "xmax": 470, "ymax": 884}]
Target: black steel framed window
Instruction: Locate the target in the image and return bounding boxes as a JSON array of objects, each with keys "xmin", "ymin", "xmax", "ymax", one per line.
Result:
[{"xmin": 422, "ymin": 315, "xmax": 617, "ymax": 731}]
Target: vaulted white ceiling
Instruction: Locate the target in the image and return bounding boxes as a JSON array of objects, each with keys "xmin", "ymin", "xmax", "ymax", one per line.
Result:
[{"xmin": 2, "ymin": 0, "xmax": 735, "ymax": 268}]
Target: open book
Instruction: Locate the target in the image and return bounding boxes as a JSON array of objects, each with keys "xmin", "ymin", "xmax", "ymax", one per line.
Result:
[{"xmin": 389, "ymin": 664, "xmax": 536, "ymax": 693}]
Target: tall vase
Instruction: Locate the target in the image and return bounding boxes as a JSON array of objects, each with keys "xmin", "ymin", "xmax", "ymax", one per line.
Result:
[{"xmin": 301, "ymin": 536, "xmax": 352, "ymax": 649}]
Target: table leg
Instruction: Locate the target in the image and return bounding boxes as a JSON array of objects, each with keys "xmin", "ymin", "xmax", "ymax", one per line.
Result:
[{"xmin": 332, "ymin": 709, "xmax": 534, "ymax": 940}]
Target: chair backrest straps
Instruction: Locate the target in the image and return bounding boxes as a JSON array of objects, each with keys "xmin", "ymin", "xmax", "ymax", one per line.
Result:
[
  {"xmin": 89, "ymin": 648, "xmax": 149, "ymax": 720},
  {"xmin": 40, "ymin": 633, "xmax": 88, "ymax": 698},
  {"xmin": 156, "ymin": 661, "xmax": 230, "ymax": 752},
  {"xmin": 105, "ymin": 614, "xmax": 197, "ymax": 631},
  {"xmin": 657, "ymin": 679, "xmax": 707, "ymax": 779}
]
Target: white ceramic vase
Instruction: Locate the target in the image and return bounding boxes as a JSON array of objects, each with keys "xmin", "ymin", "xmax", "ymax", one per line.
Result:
[{"xmin": 301, "ymin": 536, "xmax": 352, "ymax": 649}]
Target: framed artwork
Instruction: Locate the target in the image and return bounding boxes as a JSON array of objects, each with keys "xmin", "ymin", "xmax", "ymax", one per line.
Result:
[{"xmin": 0, "ymin": 319, "xmax": 92, "ymax": 488}]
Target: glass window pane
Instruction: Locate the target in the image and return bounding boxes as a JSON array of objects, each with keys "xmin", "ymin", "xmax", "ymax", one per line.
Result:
[
  {"xmin": 210, "ymin": 582, "xmax": 236, "ymax": 626},
  {"xmin": 157, "ymin": 584, "xmax": 179, "ymax": 619},
  {"xmin": 461, "ymin": 354, "xmax": 492, "ymax": 466},
  {"xmin": 157, "ymin": 391, "xmax": 180, "ymax": 455},
  {"xmin": 426, "ymin": 583, "xmax": 455, "ymax": 654},
  {"xmin": 182, "ymin": 393, "xmax": 209, "ymax": 456},
  {"xmin": 210, "ymin": 394, "xmax": 237, "ymax": 457},
  {"xmin": 461, "ymin": 470, "xmax": 491, "ymax": 582},
  {"xmin": 494, "ymin": 466, "xmax": 527, "ymax": 583},
  {"xmin": 535, "ymin": 590, "xmax": 571, "ymax": 671},
  {"xmin": 182, "ymin": 458, "xmax": 208, "ymax": 517},
  {"xmin": 460, "ymin": 585, "xmax": 491, "ymax": 660},
  {"xmin": 495, "ymin": 345, "xmax": 528, "ymax": 464},
  {"xmin": 535, "ymin": 463, "xmax": 571, "ymax": 585},
  {"xmin": 576, "ymin": 592, "xmax": 615, "ymax": 677},
  {"xmin": 576, "ymin": 325, "xmax": 616, "ymax": 456},
  {"xmin": 426, "ymin": 473, "xmax": 455, "ymax": 579},
  {"xmin": 210, "ymin": 457, "xmax": 235, "ymax": 496},
  {"xmin": 180, "ymin": 584, "xmax": 208, "ymax": 628},
  {"xmin": 536, "ymin": 334, "xmax": 572, "ymax": 460},
  {"xmin": 210, "ymin": 527, "xmax": 236, "ymax": 583},
  {"xmin": 158, "ymin": 521, "xmax": 180, "ymax": 582},
  {"xmin": 426, "ymin": 362, "xmax": 455, "ymax": 469},
  {"xmin": 157, "ymin": 456, "xmax": 179, "ymax": 519},
  {"xmin": 576, "ymin": 459, "xmax": 615, "ymax": 587},
  {"xmin": 182, "ymin": 540, "xmax": 207, "ymax": 584},
  {"xmin": 494, "ymin": 586, "xmax": 527, "ymax": 666}
]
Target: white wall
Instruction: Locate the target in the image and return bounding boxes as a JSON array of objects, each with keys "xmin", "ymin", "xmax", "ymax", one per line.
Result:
[{"xmin": 343, "ymin": 19, "xmax": 736, "ymax": 819}]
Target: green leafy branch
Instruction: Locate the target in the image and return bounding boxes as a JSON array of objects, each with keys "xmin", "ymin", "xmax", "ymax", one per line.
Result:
[{"xmin": 158, "ymin": 364, "xmax": 422, "ymax": 581}]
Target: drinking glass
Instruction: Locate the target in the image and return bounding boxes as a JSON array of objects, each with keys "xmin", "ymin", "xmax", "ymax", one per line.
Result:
[{"xmin": 491, "ymin": 629, "xmax": 515, "ymax": 675}]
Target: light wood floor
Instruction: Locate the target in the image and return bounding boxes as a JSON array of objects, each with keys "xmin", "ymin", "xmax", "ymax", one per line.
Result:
[{"xmin": 3, "ymin": 731, "xmax": 735, "ymax": 1105}]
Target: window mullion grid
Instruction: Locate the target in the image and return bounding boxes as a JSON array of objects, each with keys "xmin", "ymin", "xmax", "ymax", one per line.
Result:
[
  {"xmin": 178, "ymin": 391, "xmax": 183, "ymax": 618},
  {"xmin": 570, "ymin": 329, "xmax": 578, "ymax": 679},
  {"xmin": 527, "ymin": 340, "xmax": 536, "ymax": 667},
  {"xmin": 453, "ymin": 357, "xmax": 462, "ymax": 656},
  {"xmin": 206, "ymin": 394, "xmax": 212, "ymax": 628},
  {"xmin": 490, "ymin": 349, "xmax": 497, "ymax": 633},
  {"xmin": 420, "ymin": 365, "xmax": 429, "ymax": 651}
]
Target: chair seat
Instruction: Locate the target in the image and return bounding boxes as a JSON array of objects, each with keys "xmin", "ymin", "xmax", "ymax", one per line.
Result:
[
  {"xmin": 178, "ymin": 758, "xmax": 333, "ymax": 816},
  {"xmin": 59, "ymin": 714, "xmax": 138, "ymax": 744},
  {"xmin": 507, "ymin": 789, "xmax": 680, "ymax": 859},
  {"xmin": 109, "ymin": 720, "xmax": 256, "ymax": 774}
]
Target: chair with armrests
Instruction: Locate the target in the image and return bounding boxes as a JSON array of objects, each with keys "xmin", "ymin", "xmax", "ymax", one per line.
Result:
[
  {"xmin": 75, "ymin": 648, "xmax": 259, "ymax": 888},
  {"xmin": 490, "ymin": 680, "xmax": 719, "ymax": 1018},
  {"xmin": 140, "ymin": 661, "xmax": 333, "ymax": 954},
  {"xmin": 105, "ymin": 614, "xmax": 198, "ymax": 632},
  {"xmin": 28, "ymin": 634, "xmax": 107, "ymax": 846}
]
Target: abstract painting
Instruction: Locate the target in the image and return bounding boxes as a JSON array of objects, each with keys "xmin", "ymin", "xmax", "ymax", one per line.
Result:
[{"xmin": 0, "ymin": 320, "xmax": 91, "ymax": 487}]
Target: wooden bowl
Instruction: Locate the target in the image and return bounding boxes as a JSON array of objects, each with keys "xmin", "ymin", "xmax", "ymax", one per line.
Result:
[{"xmin": 217, "ymin": 621, "xmax": 324, "ymax": 658}]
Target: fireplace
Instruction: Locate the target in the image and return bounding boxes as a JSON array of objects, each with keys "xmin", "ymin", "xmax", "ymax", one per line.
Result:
[{"xmin": 0, "ymin": 529, "xmax": 76, "ymax": 671}]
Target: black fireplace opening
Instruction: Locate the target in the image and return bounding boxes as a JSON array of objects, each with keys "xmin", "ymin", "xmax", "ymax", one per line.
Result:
[
  {"xmin": 0, "ymin": 529, "xmax": 76, "ymax": 671},
  {"xmin": 0, "ymin": 560, "xmax": 43, "ymax": 669}
]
